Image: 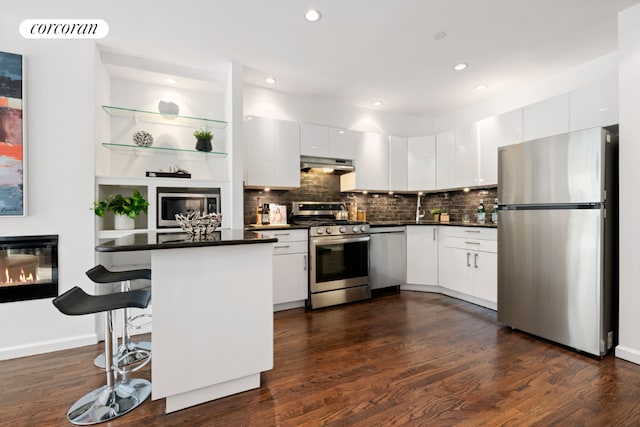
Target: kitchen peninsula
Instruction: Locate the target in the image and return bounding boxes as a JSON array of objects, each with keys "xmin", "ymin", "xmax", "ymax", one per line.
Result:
[{"xmin": 96, "ymin": 230, "xmax": 277, "ymax": 413}]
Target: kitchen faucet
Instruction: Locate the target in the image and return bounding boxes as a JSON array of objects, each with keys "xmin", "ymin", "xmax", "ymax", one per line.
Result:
[{"xmin": 416, "ymin": 193, "xmax": 425, "ymax": 223}]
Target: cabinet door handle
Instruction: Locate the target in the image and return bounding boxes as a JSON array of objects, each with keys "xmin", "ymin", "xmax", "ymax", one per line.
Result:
[
  {"xmin": 274, "ymin": 245, "xmax": 290, "ymax": 249},
  {"xmin": 433, "ymin": 228, "xmax": 436, "ymax": 241},
  {"xmin": 465, "ymin": 230, "xmax": 481, "ymax": 233},
  {"xmin": 303, "ymin": 255, "xmax": 307, "ymax": 271},
  {"xmin": 467, "ymin": 252, "xmax": 471, "ymax": 267},
  {"xmin": 474, "ymin": 253, "xmax": 478, "ymax": 268},
  {"xmin": 274, "ymin": 233, "xmax": 290, "ymax": 236},
  {"xmin": 464, "ymin": 241, "xmax": 481, "ymax": 245}
]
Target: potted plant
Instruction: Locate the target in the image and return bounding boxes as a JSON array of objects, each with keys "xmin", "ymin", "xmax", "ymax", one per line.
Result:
[
  {"xmin": 93, "ymin": 190, "xmax": 149, "ymax": 230},
  {"xmin": 193, "ymin": 128, "xmax": 213, "ymax": 152},
  {"xmin": 430, "ymin": 207, "xmax": 443, "ymax": 222}
]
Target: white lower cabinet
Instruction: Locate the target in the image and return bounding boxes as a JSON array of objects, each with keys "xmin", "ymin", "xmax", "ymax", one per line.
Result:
[
  {"xmin": 404, "ymin": 226, "xmax": 438, "ymax": 288},
  {"xmin": 438, "ymin": 227, "xmax": 497, "ymax": 310},
  {"xmin": 259, "ymin": 229, "xmax": 308, "ymax": 310}
]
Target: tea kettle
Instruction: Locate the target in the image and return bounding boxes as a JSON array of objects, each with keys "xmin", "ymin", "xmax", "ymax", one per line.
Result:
[{"xmin": 335, "ymin": 209, "xmax": 348, "ymax": 220}]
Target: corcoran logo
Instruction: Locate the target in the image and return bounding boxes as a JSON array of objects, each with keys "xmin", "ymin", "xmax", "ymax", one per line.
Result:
[{"xmin": 19, "ymin": 19, "xmax": 109, "ymax": 39}]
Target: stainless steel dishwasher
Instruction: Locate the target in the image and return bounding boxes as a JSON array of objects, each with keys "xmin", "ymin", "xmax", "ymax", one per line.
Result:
[{"xmin": 369, "ymin": 226, "xmax": 406, "ymax": 290}]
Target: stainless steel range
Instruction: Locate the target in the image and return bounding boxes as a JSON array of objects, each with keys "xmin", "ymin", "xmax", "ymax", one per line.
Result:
[{"xmin": 291, "ymin": 202, "xmax": 371, "ymax": 309}]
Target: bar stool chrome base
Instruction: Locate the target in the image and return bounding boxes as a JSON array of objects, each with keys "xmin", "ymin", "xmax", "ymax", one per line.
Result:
[
  {"xmin": 67, "ymin": 378, "xmax": 151, "ymax": 425},
  {"xmin": 93, "ymin": 341, "xmax": 152, "ymax": 369}
]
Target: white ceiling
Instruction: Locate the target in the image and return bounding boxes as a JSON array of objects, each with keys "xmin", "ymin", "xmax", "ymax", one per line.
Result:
[{"xmin": 14, "ymin": 0, "xmax": 640, "ymax": 117}]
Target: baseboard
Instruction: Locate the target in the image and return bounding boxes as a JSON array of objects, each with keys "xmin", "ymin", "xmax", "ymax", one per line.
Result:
[
  {"xmin": 0, "ymin": 333, "xmax": 97, "ymax": 361},
  {"xmin": 400, "ymin": 284, "xmax": 441, "ymax": 293},
  {"xmin": 615, "ymin": 345, "xmax": 640, "ymax": 365},
  {"xmin": 274, "ymin": 300, "xmax": 305, "ymax": 312}
]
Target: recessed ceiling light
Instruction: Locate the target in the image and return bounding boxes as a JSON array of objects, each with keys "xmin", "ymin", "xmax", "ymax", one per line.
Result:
[
  {"xmin": 338, "ymin": 130, "xmax": 345, "ymax": 134},
  {"xmin": 598, "ymin": 107, "xmax": 608, "ymax": 112},
  {"xmin": 372, "ymin": 100, "xmax": 383, "ymax": 107},
  {"xmin": 265, "ymin": 76, "xmax": 276, "ymax": 84},
  {"xmin": 475, "ymin": 84, "xmax": 487, "ymax": 91},
  {"xmin": 304, "ymin": 9, "xmax": 321, "ymax": 22},
  {"xmin": 434, "ymin": 31, "xmax": 447, "ymax": 40},
  {"xmin": 165, "ymin": 78, "xmax": 177, "ymax": 84},
  {"xmin": 454, "ymin": 63, "xmax": 467, "ymax": 71}
]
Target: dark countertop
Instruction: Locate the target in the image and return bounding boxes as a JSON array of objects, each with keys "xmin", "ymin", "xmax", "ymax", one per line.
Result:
[
  {"xmin": 369, "ymin": 220, "xmax": 498, "ymax": 228},
  {"xmin": 96, "ymin": 230, "xmax": 278, "ymax": 252},
  {"xmin": 244, "ymin": 221, "xmax": 497, "ymax": 230},
  {"xmin": 245, "ymin": 224, "xmax": 309, "ymax": 231}
]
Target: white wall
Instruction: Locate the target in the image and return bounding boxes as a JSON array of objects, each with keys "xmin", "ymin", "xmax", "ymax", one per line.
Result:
[
  {"xmin": 0, "ymin": 29, "xmax": 97, "ymax": 358},
  {"xmin": 244, "ymin": 85, "xmax": 434, "ymax": 137},
  {"xmin": 616, "ymin": 3, "xmax": 640, "ymax": 365},
  {"xmin": 434, "ymin": 53, "xmax": 619, "ymax": 133}
]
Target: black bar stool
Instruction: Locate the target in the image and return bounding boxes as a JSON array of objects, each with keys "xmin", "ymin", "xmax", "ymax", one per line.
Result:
[
  {"xmin": 86, "ymin": 265, "xmax": 152, "ymax": 369},
  {"xmin": 53, "ymin": 286, "xmax": 152, "ymax": 425}
]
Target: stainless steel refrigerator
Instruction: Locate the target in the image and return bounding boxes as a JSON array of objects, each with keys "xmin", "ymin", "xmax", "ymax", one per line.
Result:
[{"xmin": 497, "ymin": 127, "xmax": 618, "ymax": 357}]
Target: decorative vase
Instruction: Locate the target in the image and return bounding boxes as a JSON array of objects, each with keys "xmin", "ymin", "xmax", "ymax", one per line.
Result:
[
  {"xmin": 195, "ymin": 137, "xmax": 213, "ymax": 152},
  {"xmin": 433, "ymin": 214, "xmax": 441, "ymax": 222},
  {"xmin": 132, "ymin": 130, "xmax": 153, "ymax": 147},
  {"xmin": 114, "ymin": 214, "xmax": 135, "ymax": 230}
]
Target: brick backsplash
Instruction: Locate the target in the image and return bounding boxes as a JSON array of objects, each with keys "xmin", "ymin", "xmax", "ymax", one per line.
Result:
[{"xmin": 244, "ymin": 172, "xmax": 497, "ymax": 224}]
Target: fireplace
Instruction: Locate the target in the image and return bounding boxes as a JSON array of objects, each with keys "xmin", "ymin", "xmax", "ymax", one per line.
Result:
[{"xmin": 0, "ymin": 235, "xmax": 58, "ymax": 303}]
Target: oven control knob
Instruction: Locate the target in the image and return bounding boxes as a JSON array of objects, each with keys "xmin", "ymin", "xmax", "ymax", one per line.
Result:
[
  {"xmin": 360, "ymin": 225, "xmax": 367, "ymax": 232},
  {"xmin": 352, "ymin": 226, "xmax": 359, "ymax": 233},
  {"xmin": 326, "ymin": 227, "xmax": 333, "ymax": 234},
  {"xmin": 316, "ymin": 228, "xmax": 323, "ymax": 235},
  {"xmin": 339, "ymin": 226, "xmax": 346, "ymax": 233}
]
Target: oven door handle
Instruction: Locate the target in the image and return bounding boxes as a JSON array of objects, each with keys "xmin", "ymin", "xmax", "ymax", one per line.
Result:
[{"xmin": 312, "ymin": 235, "xmax": 370, "ymax": 245}]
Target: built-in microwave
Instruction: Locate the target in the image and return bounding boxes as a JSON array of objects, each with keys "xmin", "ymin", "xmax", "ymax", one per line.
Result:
[{"xmin": 157, "ymin": 187, "xmax": 221, "ymax": 228}]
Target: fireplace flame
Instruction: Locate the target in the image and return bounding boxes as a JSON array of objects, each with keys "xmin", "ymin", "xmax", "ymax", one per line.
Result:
[{"xmin": 1, "ymin": 267, "xmax": 37, "ymax": 286}]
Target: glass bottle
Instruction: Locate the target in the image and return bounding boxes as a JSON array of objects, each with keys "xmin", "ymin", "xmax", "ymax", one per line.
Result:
[
  {"xmin": 262, "ymin": 203, "xmax": 270, "ymax": 225},
  {"xmin": 477, "ymin": 199, "xmax": 485, "ymax": 224},
  {"xmin": 491, "ymin": 198, "xmax": 499, "ymax": 224}
]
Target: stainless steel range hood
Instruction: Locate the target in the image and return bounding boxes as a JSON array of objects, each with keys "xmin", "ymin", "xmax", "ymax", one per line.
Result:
[{"xmin": 300, "ymin": 156, "xmax": 355, "ymax": 174}]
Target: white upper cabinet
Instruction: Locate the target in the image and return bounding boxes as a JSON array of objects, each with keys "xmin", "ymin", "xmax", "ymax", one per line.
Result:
[
  {"xmin": 341, "ymin": 132, "xmax": 389, "ymax": 192},
  {"xmin": 245, "ymin": 116, "xmax": 300, "ymax": 189},
  {"xmin": 328, "ymin": 127, "xmax": 357, "ymax": 159},
  {"xmin": 436, "ymin": 129, "xmax": 456, "ymax": 190},
  {"xmin": 301, "ymin": 123, "xmax": 357, "ymax": 159},
  {"xmin": 476, "ymin": 110, "xmax": 522, "ymax": 186},
  {"xmin": 523, "ymin": 93, "xmax": 570, "ymax": 141},
  {"xmin": 479, "ymin": 108, "xmax": 523, "ymax": 149},
  {"xmin": 455, "ymin": 122, "xmax": 480, "ymax": 188},
  {"xmin": 388, "ymin": 136, "xmax": 408, "ymax": 191},
  {"xmin": 407, "ymin": 135, "xmax": 436, "ymax": 191},
  {"xmin": 570, "ymin": 80, "xmax": 619, "ymax": 132},
  {"xmin": 300, "ymin": 123, "xmax": 329, "ymax": 157}
]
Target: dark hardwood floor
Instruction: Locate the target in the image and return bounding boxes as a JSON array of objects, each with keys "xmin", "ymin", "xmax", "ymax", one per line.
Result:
[{"xmin": 2, "ymin": 291, "xmax": 640, "ymax": 426}]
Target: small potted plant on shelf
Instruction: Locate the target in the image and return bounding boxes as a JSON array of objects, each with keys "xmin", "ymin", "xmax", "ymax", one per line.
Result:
[
  {"xmin": 430, "ymin": 207, "xmax": 443, "ymax": 222},
  {"xmin": 93, "ymin": 190, "xmax": 149, "ymax": 230},
  {"xmin": 193, "ymin": 128, "xmax": 213, "ymax": 152}
]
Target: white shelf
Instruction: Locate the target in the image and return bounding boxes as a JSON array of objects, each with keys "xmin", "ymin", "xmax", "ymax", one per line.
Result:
[
  {"xmin": 102, "ymin": 142, "xmax": 227, "ymax": 157},
  {"xmin": 102, "ymin": 105, "xmax": 227, "ymax": 129}
]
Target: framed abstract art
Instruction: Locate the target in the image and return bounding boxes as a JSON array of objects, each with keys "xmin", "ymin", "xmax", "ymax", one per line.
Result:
[{"xmin": 0, "ymin": 51, "xmax": 25, "ymax": 216}]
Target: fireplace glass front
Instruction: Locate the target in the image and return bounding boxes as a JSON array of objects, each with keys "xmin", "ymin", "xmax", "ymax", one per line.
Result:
[{"xmin": 0, "ymin": 235, "xmax": 58, "ymax": 303}]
